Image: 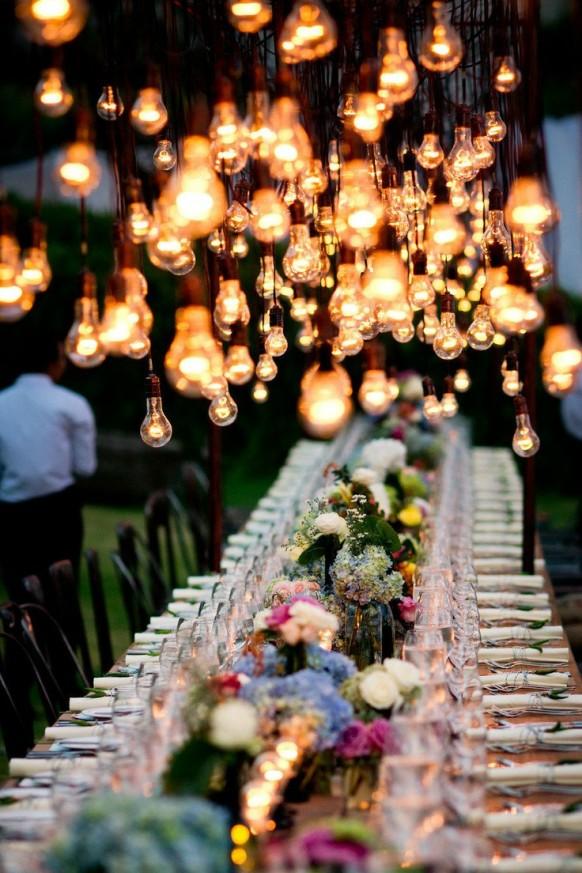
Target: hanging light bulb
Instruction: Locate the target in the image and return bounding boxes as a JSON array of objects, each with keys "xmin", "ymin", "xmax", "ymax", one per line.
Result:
[
  {"xmin": 493, "ymin": 55, "xmax": 522, "ymax": 93},
  {"xmin": 251, "ymin": 379, "xmax": 269, "ymax": 403},
  {"xmin": 96, "ymin": 84, "xmax": 124, "ymax": 121},
  {"xmin": 445, "ymin": 106, "xmax": 478, "ymax": 183},
  {"xmin": 512, "ymin": 395, "xmax": 540, "ymax": 458},
  {"xmin": 453, "ymin": 363, "xmax": 471, "ymax": 393},
  {"xmin": 0, "ymin": 277, "xmax": 34, "ymax": 322},
  {"xmin": 418, "ymin": 303, "xmax": 439, "ymax": 345},
  {"xmin": 207, "ymin": 228, "xmax": 226, "ymax": 255},
  {"xmin": 448, "ymin": 179, "xmax": 470, "ymax": 214},
  {"xmin": 298, "ymin": 342, "xmax": 353, "ymax": 439},
  {"xmin": 327, "ymin": 138, "xmax": 342, "ymax": 180},
  {"xmin": 521, "ymin": 234, "xmax": 553, "ymax": 287},
  {"xmin": 295, "ymin": 316, "xmax": 315, "ymax": 351},
  {"xmin": 471, "ymin": 114, "xmax": 496, "ymax": 170},
  {"xmin": 467, "ymin": 302, "xmax": 495, "ymax": 350},
  {"xmin": 359, "ymin": 365, "xmax": 392, "ymax": 416},
  {"xmin": 417, "ymin": 112, "xmax": 444, "ymax": 170},
  {"xmin": 501, "ymin": 350, "xmax": 522, "ymax": 397},
  {"xmin": 209, "ymin": 76, "xmax": 250, "ymax": 175},
  {"xmin": 433, "ymin": 292, "xmax": 463, "ymax": 360},
  {"xmin": 378, "ymin": 18, "xmax": 418, "ymax": 105},
  {"xmin": 278, "ymin": 0, "xmax": 337, "ymax": 64},
  {"xmin": 56, "ymin": 112, "xmax": 101, "ymax": 198},
  {"xmin": 291, "ymin": 289, "xmax": 309, "ymax": 322},
  {"xmin": 363, "ymin": 226, "xmax": 408, "ymax": 324},
  {"xmin": 267, "ymin": 69, "xmax": 312, "ymax": 180},
  {"xmin": 65, "ymin": 269, "xmax": 105, "ymax": 368},
  {"xmin": 256, "ymin": 351, "xmax": 278, "ymax": 381},
  {"xmin": 491, "ymin": 257, "xmax": 545, "ymax": 335},
  {"xmin": 485, "ymin": 109, "xmax": 507, "ymax": 143},
  {"xmin": 209, "ymin": 391, "xmax": 238, "ymax": 426},
  {"xmin": 481, "ymin": 242, "xmax": 508, "ymax": 306},
  {"xmin": 483, "ymin": 188, "xmax": 511, "ymax": 258},
  {"xmin": 215, "ymin": 267, "xmax": 249, "ymax": 329},
  {"xmin": 147, "ymin": 208, "xmax": 195, "ymax": 275},
  {"xmin": 427, "ymin": 174, "xmax": 466, "ymax": 257},
  {"xmin": 230, "ymin": 233, "xmax": 249, "ymax": 259},
  {"xmin": 386, "ymin": 367, "xmax": 399, "ymax": 402},
  {"xmin": 226, "ymin": 194, "xmax": 251, "ymax": 234},
  {"xmin": 227, "ymin": 0, "xmax": 271, "ymax": 32},
  {"xmin": 409, "ymin": 250, "xmax": 435, "ymax": 310},
  {"xmin": 540, "ymin": 298, "xmax": 582, "ymax": 393},
  {"xmin": 99, "ymin": 271, "xmax": 149, "ymax": 359},
  {"xmin": 401, "ymin": 151, "xmax": 427, "ymax": 214},
  {"xmin": 282, "ymin": 200, "xmax": 320, "ymax": 283},
  {"xmin": 380, "ymin": 164, "xmax": 409, "ymax": 241},
  {"xmin": 440, "ymin": 376, "xmax": 458, "ymax": 418},
  {"xmin": 264, "ymin": 304, "xmax": 288, "ymax": 357},
  {"xmin": 169, "ymin": 135, "xmax": 227, "ymax": 238},
  {"xmin": 130, "ymin": 85, "xmax": 168, "ymax": 136},
  {"xmin": 299, "ymin": 159, "xmax": 328, "ymax": 198},
  {"xmin": 250, "ymin": 162, "xmax": 291, "ymax": 243},
  {"xmin": 16, "ymin": 0, "xmax": 88, "ymax": 45},
  {"xmin": 337, "ymin": 319, "xmax": 364, "ymax": 355},
  {"xmin": 419, "ymin": 1, "xmax": 463, "ymax": 73},
  {"xmin": 140, "ymin": 366, "xmax": 172, "ymax": 448},
  {"xmin": 505, "ymin": 144, "xmax": 557, "ymax": 235},
  {"xmin": 165, "ymin": 297, "xmax": 222, "ymax": 398},
  {"xmin": 335, "ymin": 138, "xmax": 384, "ymax": 249},
  {"xmin": 15, "ymin": 218, "xmax": 51, "ymax": 293},
  {"xmin": 153, "ymin": 138, "xmax": 176, "ymax": 171},
  {"xmin": 244, "ymin": 63, "xmax": 276, "ymax": 160},
  {"xmin": 125, "ymin": 179, "xmax": 154, "ymax": 244},
  {"xmin": 224, "ymin": 324, "xmax": 255, "ymax": 386},
  {"xmin": 329, "ymin": 248, "xmax": 369, "ymax": 325},
  {"xmin": 352, "ymin": 61, "xmax": 384, "ymax": 144},
  {"xmin": 422, "ymin": 377, "xmax": 442, "ymax": 423},
  {"xmin": 34, "ymin": 67, "xmax": 73, "ymax": 117}
]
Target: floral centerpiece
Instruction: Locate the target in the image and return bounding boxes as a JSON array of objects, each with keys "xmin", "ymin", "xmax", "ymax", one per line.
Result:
[
  {"xmin": 268, "ymin": 818, "xmax": 380, "ymax": 871},
  {"xmin": 45, "ymin": 795, "xmax": 229, "ymax": 873}
]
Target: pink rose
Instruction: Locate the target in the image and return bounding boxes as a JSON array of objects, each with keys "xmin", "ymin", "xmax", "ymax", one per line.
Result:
[
  {"xmin": 335, "ymin": 721, "xmax": 372, "ymax": 759},
  {"xmin": 397, "ymin": 596, "xmax": 418, "ymax": 623},
  {"xmin": 368, "ymin": 719, "xmax": 397, "ymax": 754},
  {"xmin": 391, "ymin": 426, "xmax": 405, "ymax": 441}
]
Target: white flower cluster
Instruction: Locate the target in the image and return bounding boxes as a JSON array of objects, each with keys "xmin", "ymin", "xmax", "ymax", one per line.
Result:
[
  {"xmin": 351, "ymin": 467, "xmax": 391, "ymax": 517},
  {"xmin": 208, "ymin": 699, "xmax": 258, "ymax": 750},
  {"xmin": 359, "ymin": 438, "xmax": 407, "ymax": 480},
  {"xmin": 359, "ymin": 659, "xmax": 421, "ymax": 711},
  {"xmin": 313, "ymin": 511, "xmax": 348, "ymax": 540}
]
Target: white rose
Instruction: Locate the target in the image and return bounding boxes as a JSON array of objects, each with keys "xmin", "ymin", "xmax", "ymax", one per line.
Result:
[
  {"xmin": 314, "ymin": 512, "xmax": 348, "ymax": 540},
  {"xmin": 209, "ymin": 699, "xmax": 258, "ymax": 750},
  {"xmin": 360, "ymin": 439, "xmax": 407, "ymax": 476},
  {"xmin": 253, "ymin": 609, "xmax": 271, "ymax": 632},
  {"xmin": 351, "ymin": 467, "xmax": 379, "ymax": 488},
  {"xmin": 359, "ymin": 668, "xmax": 401, "ymax": 710},
  {"xmin": 383, "ymin": 658, "xmax": 421, "ymax": 693},
  {"xmin": 368, "ymin": 482, "xmax": 391, "ymax": 517},
  {"xmin": 289, "ymin": 600, "xmax": 339, "ymax": 634}
]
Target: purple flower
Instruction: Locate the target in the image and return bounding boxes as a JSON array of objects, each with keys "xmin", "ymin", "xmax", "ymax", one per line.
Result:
[
  {"xmin": 335, "ymin": 720, "xmax": 372, "ymax": 759},
  {"xmin": 397, "ymin": 596, "xmax": 418, "ymax": 623},
  {"xmin": 368, "ymin": 719, "xmax": 397, "ymax": 754},
  {"xmin": 298, "ymin": 828, "xmax": 370, "ymax": 867}
]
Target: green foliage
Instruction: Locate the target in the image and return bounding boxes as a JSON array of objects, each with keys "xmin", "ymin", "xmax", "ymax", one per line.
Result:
[
  {"xmin": 350, "ymin": 514, "xmax": 401, "ymax": 555},
  {"xmin": 164, "ymin": 737, "xmax": 223, "ymax": 797}
]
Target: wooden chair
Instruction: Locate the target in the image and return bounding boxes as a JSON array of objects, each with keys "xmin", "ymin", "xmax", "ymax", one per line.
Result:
[
  {"xmin": 181, "ymin": 462, "xmax": 210, "ymax": 570},
  {"xmin": 48, "ymin": 560, "xmax": 93, "ymax": 681},
  {"xmin": 145, "ymin": 489, "xmax": 198, "ymax": 598},
  {"xmin": 111, "ymin": 523, "xmax": 160, "ymax": 636},
  {"xmin": 85, "ymin": 548, "xmax": 114, "ymax": 674}
]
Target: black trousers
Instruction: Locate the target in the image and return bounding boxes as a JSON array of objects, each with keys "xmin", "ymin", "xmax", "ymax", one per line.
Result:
[{"xmin": 0, "ymin": 485, "xmax": 83, "ymax": 604}]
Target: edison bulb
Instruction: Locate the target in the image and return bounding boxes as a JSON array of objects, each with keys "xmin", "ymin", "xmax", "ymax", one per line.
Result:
[
  {"xmin": 131, "ymin": 87, "xmax": 168, "ymax": 136},
  {"xmin": 267, "ymin": 94, "xmax": 312, "ymax": 180},
  {"xmin": 0, "ymin": 279, "xmax": 35, "ymax": 322},
  {"xmin": 299, "ymin": 159, "xmax": 327, "ymax": 197},
  {"xmin": 378, "ymin": 26, "xmax": 418, "ymax": 105},
  {"xmin": 295, "ymin": 319, "xmax": 315, "ymax": 351},
  {"xmin": 409, "ymin": 254, "xmax": 435, "ymax": 309},
  {"xmin": 265, "ymin": 305, "xmax": 288, "ymax": 356},
  {"xmin": 512, "ymin": 398, "xmax": 540, "ymax": 458},
  {"xmin": 231, "ymin": 233, "xmax": 249, "ymax": 259},
  {"xmin": 522, "ymin": 234, "xmax": 553, "ymax": 287},
  {"xmin": 227, "ymin": 0, "xmax": 271, "ymax": 32},
  {"xmin": 505, "ymin": 175, "xmax": 556, "ymax": 235},
  {"xmin": 96, "ymin": 84, "xmax": 124, "ymax": 121},
  {"xmin": 353, "ymin": 92, "xmax": 384, "ymax": 144},
  {"xmin": 543, "ymin": 366, "xmax": 575, "ymax": 397},
  {"xmin": 170, "ymin": 136, "xmax": 227, "ymax": 237},
  {"xmin": 141, "ymin": 375, "xmax": 172, "ymax": 448},
  {"xmin": 17, "ymin": 229, "xmax": 52, "ymax": 292},
  {"xmin": 34, "ymin": 68, "xmax": 73, "ymax": 117},
  {"xmin": 493, "ymin": 56, "xmax": 522, "ymax": 93},
  {"xmin": 502, "ymin": 368, "xmax": 522, "ymax": 397},
  {"xmin": 419, "ymin": 305, "xmax": 439, "ymax": 344},
  {"xmin": 208, "ymin": 392, "xmax": 238, "ymax": 427},
  {"xmin": 446, "ymin": 120, "xmax": 479, "ymax": 183},
  {"xmin": 392, "ymin": 320, "xmax": 415, "ymax": 343},
  {"xmin": 427, "ymin": 201, "xmax": 465, "ymax": 257},
  {"xmin": 491, "ymin": 283, "xmax": 544, "ymax": 335},
  {"xmin": 423, "ymin": 394, "xmax": 442, "ymax": 423},
  {"xmin": 278, "ymin": 0, "xmax": 337, "ymax": 64},
  {"xmin": 250, "ymin": 189, "xmax": 290, "ymax": 243},
  {"xmin": 291, "ymin": 295, "xmax": 309, "ymax": 322},
  {"xmin": 401, "ymin": 162, "xmax": 427, "ymax": 213},
  {"xmin": 207, "ymin": 228, "xmax": 226, "ymax": 254},
  {"xmin": 419, "ymin": 1, "xmax": 463, "ymax": 73},
  {"xmin": 335, "ymin": 159, "xmax": 384, "ymax": 249},
  {"xmin": 358, "ymin": 369, "xmax": 392, "ymax": 416},
  {"xmin": 454, "ymin": 368, "xmax": 470, "ymax": 392},
  {"xmin": 298, "ymin": 359, "xmax": 353, "ymax": 439},
  {"xmin": 224, "ymin": 344, "xmax": 255, "ymax": 385},
  {"xmin": 485, "ymin": 110, "xmax": 507, "ymax": 143},
  {"xmin": 251, "ymin": 379, "xmax": 269, "ymax": 403},
  {"xmin": 209, "ymin": 97, "xmax": 250, "ymax": 175},
  {"xmin": 153, "ymin": 138, "xmax": 176, "ymax": 171},
  {"xmin": 434, "ymin": 309, "xmax": 463, "ymax": 360},
  {"xmin": 226, "ymin": 200, "xmax": 250, "ymax": 234},
  {"xmin": 541, "ymin": 324, "xmax": 582, "ymax": 377},
  {"xmin": 337, "ymin": 320, "xmax": 363, "ymax": 355},
  {"xmin": 56, "ymin": 141, "xmax": 101, "ymax": 198},
  {"xmin": 418, "ymin": 132, "xmax": 444, "ymax": 171},
  {"xmin": 255, "ymin": 352, "xmax": 277, "ymax": 382},
  {"xmin": 441, "ymin": 391, "xmax": 458, "ymax": 418},
  {"xmin": 17, "ymin": 0, "xmax": 88, "ymax": 45},
  {"xmin": 283, "ymin": 203, "xmax": 320, "ymax": 282},
  {"xmin": 66, "ymin": 295, "xmax": 105, "ymax": 367},
  {"xmin": 467, "ymin": 303, "xmax": 495, "ymax": 350},
  {"xmin": 99, "ymin": 297, "xmax": 146, "ymax": 357},
  {"xmin": 473, "ymin": 134, "xmax": 496, "ymax": 171},
  {"xmin": 126, "ymin": 201, "xmax": 154, "ymax": 244},
  {"xmin": 215, "ymin": 279, "xmax": 248, "ymax": 327}
]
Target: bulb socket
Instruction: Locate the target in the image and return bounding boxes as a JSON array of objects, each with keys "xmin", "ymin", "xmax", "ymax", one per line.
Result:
[
  {"xmin": 471, "ymin": 114, "xmax": 486, "ymax": 137},
  {"xmin": 402, "ymin": 150, "xmax": 416, "ymax": 173},
  {"xmin": 79, "ymin": 268, "xmax": 97, "ymax": 299},
  {"xmin": 214, "ymin": 75, "xmax": 235, "ymax": 104},
  {"xmin": 513, "ymin": 394, "xmax": 528, "ymax": 416},
  {"xmin": 444, "ymin": 375, "xmax": 455, "ymax": 393},
  {"xmin": 126, "ymin": 177, "xmax": 144, "ymax": 205},
  {"xmin": 318, "ymin": 341, "xmax": 334, "ymax": 372},
  {"xmin": 516, "ymin": 143, "xmax": 540, "ymax": 178},
  {"xmin": 505, "ymin": 350, "xmax": 518, "ymax": 371},
  {"xmin": 253, "ymin": 159, "xmax": 272, "ymax": 191},
  {"xmin": 269, "ymin": 303, "xmax": 284, "ymax": 328},
  {"xmin": 378, "ymin": 223, "xmax": 399, "ymax": 252},
  {"xmin": 456, "ymin": 104, "xmax": 472, "ymax": 129},
  {"xmin": 507, "ymin": 256, "xmax": 532, "ymax": 291},
  {"xmin": 221, "ymin": 256, "xmax": 238, "ymax": 281},
  {"xmin": 488, "ymin": 240, "xmax": 507, "ymax": 268},
  {"xmin": 289, "ymin": 199, "xmax": 306, "ymax": 225},
  {"xmin": 423, "ymin": 110, "xmax": 439, "ymax": 134},
  {"xmin": 274, "ymin": 66, "xmax": 296, "ymax": 99},
  {"xmin": 422, "ymin": 376, "xmax": 436, "ymax": 397},
  {"xmin": 339, "ymin": 244, "xmax": 356, "ymax": 264},
  {"xmin": 412, "ymin": 249, "xmax": 428, "ymax": 276},
  {"xmin": 250, "ymin": 62, "xmax": 267, "ymax": 92},
  {"xmin": 29, "ymin": 217, "xmax": 45, "ymax": 248},
  {"xmin": 381, "ymin": 0, "xmax": 404, "ymax": 29},
  {"xmin": 488, "ymin": 187, "xmax": 504, "ymax": 211},
  {"xmin": 545, "ymin": 292, "xmax": 569, "ymax": 327},
  {"xmin": 260, "ymin": 241, "xmax": 275, "ymax": 258},
  {"xmin": 440, "ymin": 292, "xmax": 454, "ymax": 314},
  {"xmin": 230, "ymin": 320, "xmax": 249, "ymax": 346},
  {"xmin": 381, "ymin": 163, "xmax": 399, "ymax": 189},
  {"xmin": 363, "ymin": 339, "xmax": 386, "ymax": 371},
  {"xmin": 145, "ymin": 371, "xmax": 162, "ymax": 398}
]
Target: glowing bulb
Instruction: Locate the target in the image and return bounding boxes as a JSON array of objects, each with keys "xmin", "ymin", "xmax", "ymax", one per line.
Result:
[
  {"xmin": 130, "ymin": 87, "xmax": 168, "ymax": 136},
  {"xmin": 427, "ymin": 201, "xmax": 465, "ymax": 257},
  {"xmin": 454, "ymin": 367, "xmax": 471, "ymax": 392},
  {"xmin": 381, "ymin": 167, "xmax": 409, "ymax": 241},
  {"xmin": 208, "ymin": 228, "xmax": 226, "ymax": 255},
  {"xmin": 541, "ymin": 323, "xmax": 582, "ymax": 377},
  {"xmin": 378, "ymin": 26, "xmax": 418, "ymax": 105},
  {"xmin": 56, "ymin": 141, "xmax": 101, "ymax": 198},
  {"xmin": 215, "ymin": 278, "xmax": 248, "ymax": 327},
  {"xmin": 358, "ymin": 369, "xmax": 392, "ymax": 416},
  {"xmin": 170, "ymin": 136, "xmax": 227, "ymax": 238},
  {"xmin": 473, "ymin": 134, "xmax": 495, "ymax": 171},
  {"xmin": 419, "ymin": 1, "xmax": 463, "ymax": 73},
  {"xmin": 353, "ymin": 91, "xmax": 384, "ymax": 144},
  {"xmin": 485, "ymin": 110, "xmax": 507, "ymax": 143},
  {"xmin": 491, "ymin": 259, "xmax": 544, "ymax": 335},
  {"xmin": 493, "ymin": 56, "xmax": 522, "ymax": 93},
  {"xmin": 208, "ymin": 392, "xmax": 238, "ymax": 426},
  {"xmin": 502, "ymin": 368, "xmax": 522, "ymax": 397},
  {"xmin": 392, "ymin": 319, "xmax": 415, "ymax": 343},
  {"xmin": 153, "ymin": 138, "xmax": 176, "ymax": 171},
  {"xmin": 543, "ymin": 366, "xmax": 575, "ymax": 397},
  {"xmin": 298, "ymin": 349, "xmax": 353, "ymax": 439},
  {"xmin": 282, "ymin": 201, "xmax": 320, "ymax": 283},
  {"xmin": 264, "ymin": 305, "xmax": 288, "ymax": 356},
  {"xmin": 126, "ymin": 200, "xmax": 154, "ymax": 245},
  {"xmin": 417, "ymin": 132, "xmax": 444, "ymax": 171},
  {"xmin": 209, "ymin": 87, "xmax": 250, "ymax": 175},
  {"xmin": 409, "ymin": 251, "xmax": 435, "ymax": 310},
  {"xmin": 446, "ymin": 110, "xmax": 479, "ymax": 182},
  {"xmin": 363, "ymin": 245, "xmax": 408, "ymax": 314},
  {"xmin": 16, "ymin": 222, "xmax": 51, "ymax": 292},
  {"xmin": 17, "ymin": 0, "xmax": 88, "ymax": 45},
  {"xmin": 251, "ymin": 379, "xmax": 269, "ymax": 403},
  {"xmin": 278, "ymin": 0, "xmax": 337, "ymax": 64},
  {"xmin": 295, "ymin": 318, "xmax": 315, "ymax": 351},
  {"xmin": 512, "ymin": 396, "xmax": 540, "ymax": 458},
  {"xmin": 418, "ymin": 304, "xmax": 439, "ymax": 344},
  {"xmin": 256, "ymin": 352, "xmax": 278, "ymax": 381},
  {"xmin": 224, "ymin": 343, "xmax": 255, "ymax": 386},
  {"xmin": 422, "ymin": 378, "xmax": 442, "ymax": 422},
  {"xmin": 227, "ymin": 0, "xmax": 271, "ymax": 32},
  {"xmin": 467, "ymin": 303, "xmax": 495, "ymax": 350},
  {"xmin": 401, "ymin": 155, "xmax": 427, "ymax": 213},
  {"xmin": 96, "ymin": 84, "xmax": 124, "ymax": 121},
  {"xmin": 231, "ymin": 233, "xmax": 249, "ymax": 259},
  {"xmin": 34, "ymin": 68, "xmax": 73, "ymax": 117},
  {"xmin": 66, "ymin": 294, "xmax": 105, "ymax": 368},
  {"xmin": 140, "ymin": 370, "xmax": 172, "ymax": 448},
  {"xmin": 505, "ymin": 153, "xmax": 556, "ymax": 235},
  {"xmin": 226, "ymin": 200, "xmax": 250, "ymax": 234},
  {"xmin": 99, "ymin": 293, "xmax": 149, "ymax": 358},
  {"xmin": 250, "ymin": 188, "xmax": 290, "ymax": 243},
  {"xmin": 335, "ymin": 159, "xmax": 384, "ymax": 249},
  {"xmin": 337, "ymin": 320, "xmax": 364, "ymax": 355},
  {"xmin": 433, "ymin": 295, "xmax": 463, "ymax": 360},
  {"xmin": 0, "ymin": 278, "xmax": 34, "ymax": 322},
  {"xmin": 483, "ymin": 188, "xmax": 511, "ymax": 258},
  {"xmin": 267, "ymin": 89, "xmax": 312, "ymax": 180},
  {"xmin": 441, "ymin": 378, "xmax": 458, "ymax": 418},
  {"xmin": 522, "ymin": 234, "xmax": 553, "ymax": 287}
]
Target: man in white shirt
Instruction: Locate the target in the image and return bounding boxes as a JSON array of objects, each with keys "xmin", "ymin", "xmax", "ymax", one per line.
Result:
[{"xmin": 0, "ymin": 337, "xmax": 97, "ymax": 601}]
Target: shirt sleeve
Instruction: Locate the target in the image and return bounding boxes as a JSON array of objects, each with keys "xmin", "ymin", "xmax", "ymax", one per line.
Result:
[
  {"xmin": 70, "ymin": 396, "xmax": 97, "ymax": 477},
  {"xmin": 561, "ymin": 371, "xmax": 582, "ymax": 441}
]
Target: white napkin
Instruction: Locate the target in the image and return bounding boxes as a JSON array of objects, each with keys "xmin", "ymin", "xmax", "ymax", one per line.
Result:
[
  {"xmin": 475, "ymin": 558, "xmax": 545, "ymax": 574},
  {"xmin": 479, "ymin": 607, "xmax": 552, "ymax": 623},
  {"xmin": 488, "ymin": 762, "xmax": 582, "ymax": 786},
  {"xmin": 44, "ymin": 724, "xmax": 112, "ymax": 740},
  {"xmin": 480, "ymin": 671, "xmax": 570, "ymax": 690},
  {"xmin": 473, "ymin": 533, "xmax": 523, "ymax": 546},
  {"xmin": 148, "ymin": 616, "xmax": 180, "ymax": 630},
  {"xmin": 477, "ymin": 591, "xmax": 549, "ymax": 608},
  {"xmin": 473, "ymin": 522, "xmax": 523, "ymax": 533},
  {"xmin": 222, "ymin": 545, "xmax": 246, "ymax": 560},
  {"xmin": 476, "ymin": 857, "xmax": 582, "ymax": 873},
  {"xmin": 167, "ymin": 601, "xmax": 199, "ymax": 615},
  {"xmin": 125, "ymin": 653, "xmax": 159, "ymax": 666},
  {"xmin": 93, "ymin": 676, "xmax": 134, "ymax": 690},
  {"xmin": 134, "ymin": 631, "xmax": 171, "ymax": 644},
  {"xmin": 480, "ymin": 625, "xmax": 563, "ymax": 643},
  {"xmin": 486, "ymin": 726, "xmax": 582, "ymax": 747},
  {"xmin": 474, "ymin": 545, "xmax": 523, "ymax": 559},
  {"xmin": 483, "ymin": 693, "xmax": 582, "ymax": 711},
  {"xmin": 68, "ymin": 695, "xmax": 112, "ymax": 712},
  {"xmin": 476, "ymin": 574, "xmax": 544, "ymax": 590},
  {"xmin": 9, "ymin": 757, "xmax": 97, "ymax": 777},
  {"xmin": 486, "ymin": 809, "xmax": 582, "ymax": 835},
  {"xmin": 478, "ymin": 647, "xmax": 569, "ymax": 665},
  {"xmin": 171, "ymin": 588, "xmax": 209, "ymax": 602}
]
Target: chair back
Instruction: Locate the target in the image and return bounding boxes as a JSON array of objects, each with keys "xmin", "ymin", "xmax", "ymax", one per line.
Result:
[
  {"xmin": 145, "ymin": 490, "xmax": 198, "ymax": 600},
  {"xmin": 85, "ymin": 548, "xmax": 114, "ymax": 673},
  {"xmin": 181, "ymin": 462, "xmax": 210, "ymax": 570},
  {"xmin": 48, "ymin": 560, "xmax": 93, "ymax": 680},
  {"xmin": 112, "ymin": 523, "xmax": 161, "ymax": 635}
]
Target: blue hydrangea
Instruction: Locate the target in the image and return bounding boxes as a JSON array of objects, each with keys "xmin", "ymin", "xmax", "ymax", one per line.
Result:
[
  {"xmin": 305, "ymin": 645, "xmax": 356, "ymax": 685},
  {"xmin": 234, "ymin": 643, "xmax": 282, "ymax": 677}
]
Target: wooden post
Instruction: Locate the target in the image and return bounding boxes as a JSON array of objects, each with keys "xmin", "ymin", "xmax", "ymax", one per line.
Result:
[
  {"xmin": 206, "ymin": 249, "xmax": 223, "ymax": 572},
  {"xmin": 521, "ymin": 331, "xmax": 537, "ymax": 574}
]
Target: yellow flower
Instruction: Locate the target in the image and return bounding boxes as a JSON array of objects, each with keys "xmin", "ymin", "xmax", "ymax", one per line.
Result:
[
  {"xmin": 398, "ymin": 505, "xmax": 423, "ymax": 528},
  {"xmin": 399, "ymin": 561, "xmax": 416, "ymax": 585}
]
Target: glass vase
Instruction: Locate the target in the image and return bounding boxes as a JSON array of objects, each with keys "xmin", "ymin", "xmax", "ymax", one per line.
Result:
[{"xmin": 343, "ymin": 601, "xmax": 395, "ymax": 670}]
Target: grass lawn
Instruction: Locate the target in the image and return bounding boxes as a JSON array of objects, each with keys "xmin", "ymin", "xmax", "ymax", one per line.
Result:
[{"xmin": 538, "ymin": 492, "xmax": 580, "ymax": 531}]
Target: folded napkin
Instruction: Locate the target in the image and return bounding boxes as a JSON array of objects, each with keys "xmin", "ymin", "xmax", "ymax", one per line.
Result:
[
  {"xmin": 473, "ymin": 524, "xmax": 523, "ymax": 534},
  {"xmin": 486, "ymin": 809, "xmax": 582, "ymax": 835},
  {"xmin": 475, "ymin": 558, "xmax": 545, "ymax": 574},
  {"xmin": 93, "ymin": 676, "xmax": 135, "ymax": 690},
  {"xmin": 44, "ymin": 724, "xmax": 112, "ymax": 740},
  {"xmin": 68, "ymin": 695, "xmax": 112, "ymax": 712},
  {"xmin": 477, "ymin": 591, "xmax": 549, "ymax": 608},
  {"xmin": 148, "ymin": 616, "xmax": 180, "ymax": 630},
  {"xmin": 480, "ymin": 671, "xmax": 570, "ymax": 690},
  {"xmin": 219, "ymin": 559, "xmax": 237, "ymax": 571},
  {"xmin": 488, "ymin": 762, "xmax": 582, "ymax": 787},
  {"xmin": 245, "ymin": 520, "xmax": 273, "ymax": 534},
  {"xmin": 474, "ymin": 545, "xmax": 523, "ymax": 559},
  {"xmin": 222, "ymin": 545, "xmax": 246, "ymax": 560},
  {"xmin": 483, "ymin": 693, "xmax": 582, "ymax": 711},
  {"xmin": 134, "ymin": 631, "xmax": 171, "ymax": 644},
  {"xmin": 473, "ymin": 532, "xmax": 523, "ymax": 545},
  {"xmin": 9, "ymin": 757, "xmax": 97, "ymax": 777},
  {"xmin": 476, "ymin": 574, "xmax": 545, "ymax": 590},
  {"xmin": 479, "ymin": 607, "xmax": 552, "ymax": 623},
  {"xmin": 125, "ymin": 653, "xmax": 159, "ymax": 666},
  {"xmin": 486, "ymin": 726, "xmax": 582, "ymax": 747},
  {"xmin": 187, "ymin": 574, "xmax": 220, "ymax": 586},
  {"xmin": 167, "ymin": 601, "xmax": 199, "ymax": 615},
  {"xmin": 478, "ymin": 647, "xmax": 569, "ymax": 665},
  {"xmin": 171, "ymin": 588, "xmax": 209, "ymax": 602},
  {"xmin": 480, "ymin": 626, "xmax": 563, "ymax": 644},
  {"xmin": 250, "ymin": 508, "xmax": 278, "ymax": 522},
  {"xmin": 476, "ymin": 856, "xmax": 582, "ymax": 873}
]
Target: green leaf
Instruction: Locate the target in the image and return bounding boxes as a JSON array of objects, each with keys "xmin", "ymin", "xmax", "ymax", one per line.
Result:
[
  {"xmin": 332, "ymin": 464, "xmax": 351, "ymax": 485},
  {"xmin": 517, "ymin": 606, "xmax": 534, "ymax": 612},
  {"xmin": 528, "ymin": 620, "xmax": 548, "ymax": 629},
  {"xmin": 547, "ymin": 689, "xmax": 569, "ymax": 700},
  {"xmin": 163, "ymin": 737, "xmax": 221, "ymax": 796},
  {"xmin": 529, "ymin": 640, "xmax": 550, "ymax": 653},
  {"xmin": 83, "ymin": 687, "xmax": 107, "ymax": 697},
  {"xmin": 297, "ymin": 536, "xmax": 330, "ymax": 566},
  {"xmin": 563, "ymin": 800, "xmax": 582, "ymax": 814},
  {"xmin": 534, "ymin": 669, "xmax": 555, "ymax": 676},
  {"xmin": 363, "ymin": 516, "xmax": 401, "ymax": 553},
  {"xmin": 546, "ymin": 721, "xmax": 566, "ymax": 733}
]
